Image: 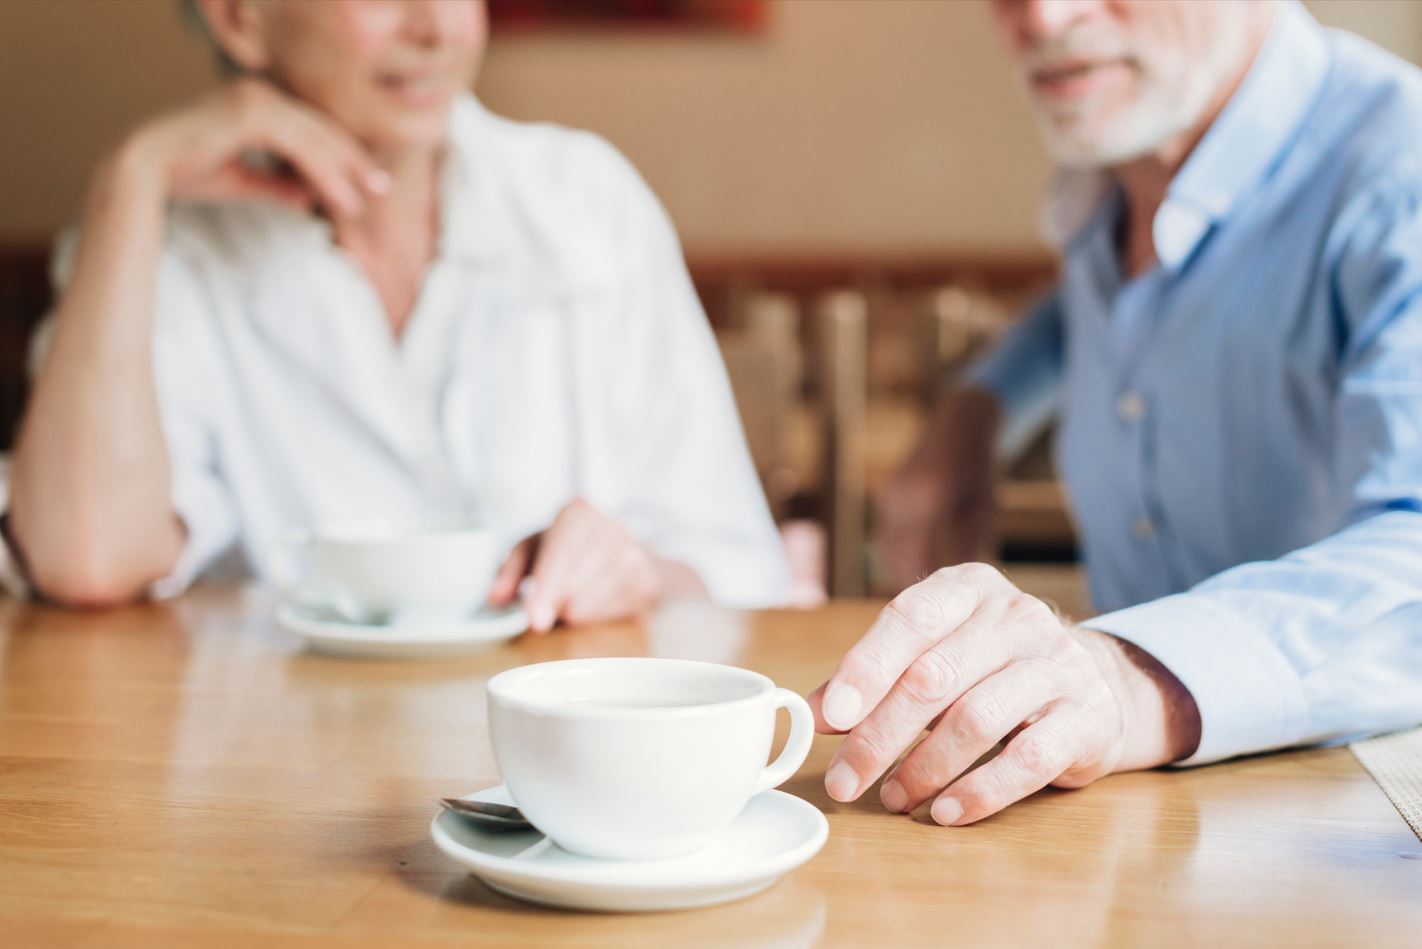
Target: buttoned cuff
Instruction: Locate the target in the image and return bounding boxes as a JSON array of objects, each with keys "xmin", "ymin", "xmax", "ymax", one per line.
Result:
[{"xmin": 1083, "ymin": 593, "xmax": 1310, "ymax": 766}]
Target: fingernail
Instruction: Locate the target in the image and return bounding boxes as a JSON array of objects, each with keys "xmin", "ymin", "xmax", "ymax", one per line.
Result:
[
  {"xmin": 533, "ymin": 603, "xmax": 556, "ymax": 631},
  {"xmin": 931, "ymin": 797, "xmax": 963, "ymax": 826},
  {"xmin": 365, "ymin": 169, "xmax": 392, "ymax": 194},
  {"xmin": 823, "ymin": 684, "xmax": 863, "ymax": 730},
  {"xmin": 825, "ymin": 761, "xmax": 859, "ymax": 802},
  {"xmin": 881, "ymin": 780, "xmax": 908, "ymax": 813}
]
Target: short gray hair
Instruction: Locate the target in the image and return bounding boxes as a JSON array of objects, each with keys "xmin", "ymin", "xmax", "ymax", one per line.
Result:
[{"xmin": 180, "ymin": 0, "xmax": 244, "ymax": 76}]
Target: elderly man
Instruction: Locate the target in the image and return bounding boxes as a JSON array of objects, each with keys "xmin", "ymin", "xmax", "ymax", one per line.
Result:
[{"xmin": 818, "ymin": 0, "xmax": 1422, "ymax": 826}]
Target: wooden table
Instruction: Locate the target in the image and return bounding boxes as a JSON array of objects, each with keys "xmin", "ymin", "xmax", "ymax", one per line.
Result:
[{"xmin": 3, "ymin": 582, "xmax": 1420, "ymax": 947}]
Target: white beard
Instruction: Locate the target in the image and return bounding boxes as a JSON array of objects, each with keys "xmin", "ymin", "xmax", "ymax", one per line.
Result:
[{"xmin": 1021, "ymin": 20, "xmax": 1255, "ymax": 170}]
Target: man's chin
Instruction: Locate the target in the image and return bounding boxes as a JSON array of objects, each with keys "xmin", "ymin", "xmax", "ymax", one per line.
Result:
[{"xmin": 1034, "ymin": 117, "xmax": 1178, "ymax": 170}]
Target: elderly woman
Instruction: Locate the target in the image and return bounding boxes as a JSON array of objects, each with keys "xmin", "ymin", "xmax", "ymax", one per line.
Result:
[{"xmin": 1, "ymin": 0, "xmax": 788, "ymax": 626}]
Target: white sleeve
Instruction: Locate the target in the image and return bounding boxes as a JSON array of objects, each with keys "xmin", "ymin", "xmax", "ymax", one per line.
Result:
[
  {"xmin": 145, "ymin": 248, "xmax": 242, "ymax": 598},
  {"xmin": 0, "ymin": 234, "xmax": 240, "ymax": 601},
  {"xmin": 592, "ymin": 143, "xmax": 791, "ymax": 608}
]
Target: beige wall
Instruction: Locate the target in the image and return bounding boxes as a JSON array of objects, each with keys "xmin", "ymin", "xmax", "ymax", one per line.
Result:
[{"xmin": 0, "ymin": 0, "xmax": 1418, "ymax": 254}]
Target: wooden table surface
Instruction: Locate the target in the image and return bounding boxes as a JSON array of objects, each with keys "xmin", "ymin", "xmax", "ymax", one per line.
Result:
[{"xmin": 3, "ymin": 578, "xmax": 1420, "ymax": 948}]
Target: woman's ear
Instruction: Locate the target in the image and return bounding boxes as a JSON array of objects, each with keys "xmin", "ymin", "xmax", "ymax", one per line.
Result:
[{"xmin": 194, "ymin": 0, "xmax": 271, "ymax": 73}]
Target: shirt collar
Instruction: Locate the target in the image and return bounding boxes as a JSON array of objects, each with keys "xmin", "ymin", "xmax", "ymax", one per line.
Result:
[{"xmin": 1040, "ymin": 0, "xmax": 1332, "ymax": 270}]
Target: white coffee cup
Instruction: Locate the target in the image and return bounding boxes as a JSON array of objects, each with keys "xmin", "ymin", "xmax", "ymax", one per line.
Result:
[
  {"xmin": 486, "ymin": 657, "xmax": 815, "ymax": 860},
  {"xmin": 272, "ymin": 521, "xmax": 500, "ymax": 625}
]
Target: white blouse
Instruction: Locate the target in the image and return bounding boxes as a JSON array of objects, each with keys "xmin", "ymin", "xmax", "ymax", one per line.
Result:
[{"xmin": 2, "ymin": 95, "xmax": 790, "ymax": 608}]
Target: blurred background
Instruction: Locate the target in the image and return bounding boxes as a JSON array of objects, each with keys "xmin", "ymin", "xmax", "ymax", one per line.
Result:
[{"xmin": 1, "ymin": 0, "xmax": 1417, "ymax": 600}]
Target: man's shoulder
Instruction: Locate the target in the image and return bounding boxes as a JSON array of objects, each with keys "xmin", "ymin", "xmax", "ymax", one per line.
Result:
[{"xmin": 1313, "ymin": 30, "xmax": 1422, "ymax": 195}]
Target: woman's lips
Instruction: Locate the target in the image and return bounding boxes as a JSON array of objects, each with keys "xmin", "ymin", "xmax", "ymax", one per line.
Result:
[{"xmin": 377, "ymin": 71, "xmax": 451, "ymax": 107}]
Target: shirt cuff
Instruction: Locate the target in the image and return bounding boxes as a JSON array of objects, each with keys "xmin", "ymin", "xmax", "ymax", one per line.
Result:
[{"xmin": 1082, "ymin": 593, "xmax": 1310, "ymax": 766}]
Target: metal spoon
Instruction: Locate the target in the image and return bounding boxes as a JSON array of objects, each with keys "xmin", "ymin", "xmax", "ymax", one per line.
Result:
[{"xmin": 439, "ymin": 797, "xmax": 533, "ymax": 830}]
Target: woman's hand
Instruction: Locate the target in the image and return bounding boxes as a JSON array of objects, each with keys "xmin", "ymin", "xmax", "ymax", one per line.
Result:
[
  {"xmin": 117, "ymin": 77, "xmax": 389, "ymax": 218},
  {"xmin": 487, "ymin": 498, "xmax": 706, "ymax": 631}
]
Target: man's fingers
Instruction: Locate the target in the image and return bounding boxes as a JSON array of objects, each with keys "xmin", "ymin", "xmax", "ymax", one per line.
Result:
[
  {"xmin": 929, "ymin": 713, "xmax": 1084, "ymax": 826},
  {"xmin": 822, "ymin": 612, "xmax": 1012, "ymax": 803},
  {"xmin": 806, "ymin": 682, "xmax": 845, "ymax": 734},
  {"xmin": 881, "ymin": 660, "xmax": 1054, "ymax": 813},
  {"xmin": 820, "ymin": 564, "xmax": 1004, "ymax": 732}
]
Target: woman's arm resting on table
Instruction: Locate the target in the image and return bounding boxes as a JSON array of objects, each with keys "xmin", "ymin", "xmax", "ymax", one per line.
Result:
[{"xmin": 6, "ymin": 80, "xmax": 386, "ymax": 606}]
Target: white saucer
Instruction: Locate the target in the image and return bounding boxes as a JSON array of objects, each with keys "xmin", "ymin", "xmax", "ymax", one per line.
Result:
[
  {"xmin": 277, "ymin": 603, "xmax": 527, "ymax": 658},
  {"xmin": 430, "ymin": 784, "xmax": 828, "ymax": 912}
]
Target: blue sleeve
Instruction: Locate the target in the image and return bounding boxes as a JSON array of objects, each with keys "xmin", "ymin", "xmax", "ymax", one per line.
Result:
[
  {"xmin": 963, "ymin": 290, "xmax": 1065, "ymax": 456},
  {"xmin": 1085, "ymin": 183, "xmax": 1422, "ymax": 765}
]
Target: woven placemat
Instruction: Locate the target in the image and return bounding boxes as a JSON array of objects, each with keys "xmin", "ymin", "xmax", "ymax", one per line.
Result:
[{"xmin": 1351, "ymin": 727, "xmax": 1422, "ymax": 842}]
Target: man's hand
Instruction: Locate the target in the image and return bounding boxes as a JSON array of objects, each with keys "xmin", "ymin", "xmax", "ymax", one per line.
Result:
[
  {"xmin": 875, "ymin": 387, "xmax": 1001, "ymax": 590},
  {"xmin": 487, "ymin": 498, "xmax": 706, "ymax": 632},
  {"xmin": 809, "ymin": 563, "xmax": 1200, "ymax": 825}
]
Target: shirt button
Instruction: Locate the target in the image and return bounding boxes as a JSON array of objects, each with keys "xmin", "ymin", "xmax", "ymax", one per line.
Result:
[
  {"xmin": 1133, "ymin": 516, "xmax": 1157, "ymax": 540},
  {"xmin": 1116, "ymin": 390, "xmax": 1147, "ymax": 423}
]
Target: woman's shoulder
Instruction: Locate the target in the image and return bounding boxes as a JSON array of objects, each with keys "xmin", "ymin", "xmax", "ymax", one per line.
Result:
[{"xmin": 452, "ymin": 96, "xmax": 658, "ymax": 224}]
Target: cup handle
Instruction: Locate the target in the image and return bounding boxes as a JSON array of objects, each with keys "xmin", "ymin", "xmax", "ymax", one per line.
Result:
[
  {"xmin": 752, "ymin": 688, "xmax": 815, "ymax": 796},
  {"xmin": 268, "ymin": 529, "xmax": 314, "ymax": 608}
]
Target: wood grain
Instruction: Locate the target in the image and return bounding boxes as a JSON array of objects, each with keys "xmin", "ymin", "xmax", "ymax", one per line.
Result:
[{"xmin": 1, "ymin": 580, "xmax": 1419, "ymax": 947}]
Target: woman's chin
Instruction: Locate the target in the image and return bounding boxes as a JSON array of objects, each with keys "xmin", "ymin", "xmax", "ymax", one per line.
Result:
[{"xmin": 359, "ymin": 113, "xmax": 455, "ymax": 159}]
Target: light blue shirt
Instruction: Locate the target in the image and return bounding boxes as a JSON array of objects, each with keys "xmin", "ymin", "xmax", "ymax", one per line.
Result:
[{"xmin": 968, "ymin": 1, "xmax": 1422, "ymax": 764}]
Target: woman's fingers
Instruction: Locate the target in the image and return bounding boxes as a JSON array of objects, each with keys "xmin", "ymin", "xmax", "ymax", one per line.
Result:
[
  {"xmin": 562, "ymin": 542, "xmax": 657, "ymax": 626},
  {"xmin": 247, "ymin": 113, "xmax": 370, "ymax": 219},
  {"xmin": 525, "ymin": 501, "xmax": 599, "ymax": 631},
  {"xmin": 519, "ymin": 500, "xmax": 660, "ymax": 631},
  {"xmin": 160, "ymin": 79, "xmax": 386, "ymax": 219},
  {"xmin": 488, "ymin": 535, "xmax": 537, "ymax": 606}
]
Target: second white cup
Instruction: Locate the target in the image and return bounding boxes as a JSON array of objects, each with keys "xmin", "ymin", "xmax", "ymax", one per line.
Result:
[{"xmin": 272, "ymin": 521, "xmax": 499, "ymax": 625}]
